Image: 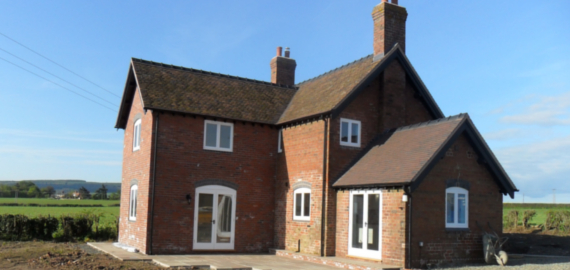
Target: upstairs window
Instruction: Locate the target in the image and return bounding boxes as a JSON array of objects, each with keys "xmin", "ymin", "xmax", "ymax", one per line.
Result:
[
  {"xmin": 133, "ymin": 119, "xmax": 141, "ymax": 151},
  {"xmin": 446, "ymin": 187, "xmax": 468, "ymax": 228},
  {"xmin": 293, "ymin": 187, "xmax": 311, "ymax": 221},
  {"xmin": 204, "ymin": 120, "xmax": 233, "ymax": 152},
  {"xmin": 278, "ymin": 129, "xmax": 283, "ymax": 153},
  {"xmin": 340, "ymin": 118, "xmax": 361, "ymax": 147},
  {"xmin": 129, "ymin": 185, "xmax": 138, "ymax": 221}
]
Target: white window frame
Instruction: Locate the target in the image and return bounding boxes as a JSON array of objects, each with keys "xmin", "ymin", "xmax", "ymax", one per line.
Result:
[
  {"xmin": 278, "ymin": 129, "xmax": 283, "ymax": 153},
  {"xmin": 203, "ymin": 120, "xmax": 234, "ymax": 152},
  {"xmin": 133, "ymin": 119, "xmax": 141, "ymax": 151},
  {"xmin": 293, "ymin": 187, "xmax": 311, "ymax": 221},
  {"xmin": 445, "ymin": 187, "xmax": 469, "ymax": 228},
  {"xmin": 129, "ymin": 185, "xmax": 138, "ymax": 221},
  {"xmin": 340, "ymin": 118, "xmax": 361, "ymax": 147}
]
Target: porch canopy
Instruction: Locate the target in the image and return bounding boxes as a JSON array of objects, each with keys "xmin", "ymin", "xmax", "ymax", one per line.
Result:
[{"xmin": 332, "ymin": 114, "xmax": 517, "ymax": 198}]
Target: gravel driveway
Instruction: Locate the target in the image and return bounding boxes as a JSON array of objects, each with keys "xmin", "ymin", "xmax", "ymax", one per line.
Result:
[{"xmin": 432, "ymin": 256, "xmax": 570, "ymax": 270}]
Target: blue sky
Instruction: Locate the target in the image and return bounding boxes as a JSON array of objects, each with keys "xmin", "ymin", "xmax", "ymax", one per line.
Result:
[{"xmin": 0, "ymin": 1, "xmax": 568, "ymax": 203}]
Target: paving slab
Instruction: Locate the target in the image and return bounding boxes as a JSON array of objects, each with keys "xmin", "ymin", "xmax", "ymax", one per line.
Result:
[{"xmin": 88, "ymin": 242, "xmax": 398, "ymax": 270}]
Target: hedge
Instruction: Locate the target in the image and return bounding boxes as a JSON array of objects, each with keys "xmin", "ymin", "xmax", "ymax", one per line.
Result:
[
  {"xmin": 0, "ymin": 213, "xmax": 118, "ymax": 241},
  {"xmin": 0, "ymin": 203, "xmax": 113, "ymax": 207}
]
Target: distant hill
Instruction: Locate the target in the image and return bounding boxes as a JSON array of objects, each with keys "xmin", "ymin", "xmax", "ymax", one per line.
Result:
[{"xmin": 0, "ymin": 180, "xmax": 121, "ymax": 194}]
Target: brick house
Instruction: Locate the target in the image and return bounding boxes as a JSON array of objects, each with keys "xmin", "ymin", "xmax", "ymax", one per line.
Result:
[{"xmin": 114, "ymin": 1, "xmax": 517, "ymax": 268}]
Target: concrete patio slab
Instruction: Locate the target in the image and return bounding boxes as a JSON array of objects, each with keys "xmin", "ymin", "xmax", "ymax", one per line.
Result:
[{"xmin": 88, "ymin": 242, "xmax": 400, "ymax": 270}]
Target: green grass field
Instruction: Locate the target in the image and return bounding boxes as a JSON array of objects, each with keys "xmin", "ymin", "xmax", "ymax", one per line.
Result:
[
  {"xmin": 0, "ymin": 198, "xmax": 120, "ymax": 206},
  {"xmin": 503, "ymin": 203, "xmax": 570, "ymax": 226},
  {"xmin": 0, "ymin": 198, "xmax": 120, "ymax": 227}
]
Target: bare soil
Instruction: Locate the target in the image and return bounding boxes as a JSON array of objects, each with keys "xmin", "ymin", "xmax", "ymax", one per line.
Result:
[{"xmin": 0, "ymin": 241, "xmax": 162, "ymax": 270}]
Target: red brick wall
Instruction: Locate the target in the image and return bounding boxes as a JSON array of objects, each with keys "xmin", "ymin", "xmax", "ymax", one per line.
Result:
[
  {"xmin": 119, "ymin": 88, "xmax": 154, "ymax": 253},
  {"xmin": 274, "ymin": 120, "xmax": 325, "ymax": 255},
  {"xmin": 334, "ymin": 189, "xmax": 407, "ymax": 267},
  {"xmin": 331, "ymin": 60, "xmax": 434, "ymax": 261},
  {"xmin": 410, "ymin": 133, "xmax": 503, "ymax": 268},
  {"xmin": 381, "ymin": 189, "xmax": 407, "ymax": 266},
  {"xmin": 149, "ymin": 114, "xmax": 278, "ymax": 254}
]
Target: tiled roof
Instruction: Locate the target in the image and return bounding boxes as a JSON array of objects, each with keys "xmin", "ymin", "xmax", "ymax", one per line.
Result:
[
  {"xmin": 333, "ymin": 114, "xmax": 467, "ymax": 187},
  {"xmin": 278, "ymin": 55, "xmax": 380, "ymax": 124},
  {"xmin": 131, "ymin": 58, "xmax": 297, "ymax": 124}
]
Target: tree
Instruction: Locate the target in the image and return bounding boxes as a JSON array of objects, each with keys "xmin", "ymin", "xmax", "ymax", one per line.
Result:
[
  {"xmin": 94, "ymin": 184, "xmax": 108, "ymax": 200},
  {"xmin": 78, "ymin": 186, "xmax": 91, "ymax": 199},
  {"xmin": 41, "ymin": 186, "xmax": 56, "ymax": 198},
  {"xmin": 108, "ymin": 188, "xmax": 121, "ymax": 200},
  {"xmin": 27, "ymin": 186, "xmax": 41, "ymax": 198}
]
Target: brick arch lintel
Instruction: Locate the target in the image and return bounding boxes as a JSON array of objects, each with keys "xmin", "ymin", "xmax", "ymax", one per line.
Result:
[
  {"xmin": 130, "ymin": 179, "xmax": 139, "ymax": 187},
  {"xmin": 446, "ymin": 179, "xmax": 470, "ymax": 191},
  {"xmin": 195, "ymin": 179, "xmax": 238, "ymax": 190},
  {"xmin": 133, "ymin": 113, "xmax": 142, "ymax": 123},
  {"xmin": 292, "ymin": 181, "xmax": 312, "ymax": 190}
]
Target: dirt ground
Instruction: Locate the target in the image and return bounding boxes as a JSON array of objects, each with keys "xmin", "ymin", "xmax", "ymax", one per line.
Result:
[
  {"xmin": 503, "ymin": 232, "xmax": 570, "ymax": 256},
  {"xmin": 0, "ymin": 241, "xmax": 162, "ymax": 270}
]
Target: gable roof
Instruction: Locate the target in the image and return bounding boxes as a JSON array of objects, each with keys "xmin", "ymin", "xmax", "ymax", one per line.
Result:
[
  {"xmin": 278, "ymin": 45, "xmax": 444, "ymax": 124},
  {"xmin": 333, "ymin": 113, "xmax": 518, "ymax": 198},
  {"xmin": 115, "ymin": 45, "xmax": 444, "ymax": 129},
  {"xmin": 115, "ymin": 58, "xmax": 298, "ymax": 129}
]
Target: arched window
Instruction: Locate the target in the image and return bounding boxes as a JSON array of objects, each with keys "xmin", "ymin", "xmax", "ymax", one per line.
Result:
[
  {"xmin": 129, "ymin": 185, "xmax": 138, "ymax": 221},
  {"xmin": 133, "ymin": 119, "xmax": 141, "ymax": 151},
  {"xmin": 446, "ymin": 187, "xmax": 468, "ymax": 228},
  {"xmin": 293, "ymin": 187, "xmax": 311, "ymax": 221}
]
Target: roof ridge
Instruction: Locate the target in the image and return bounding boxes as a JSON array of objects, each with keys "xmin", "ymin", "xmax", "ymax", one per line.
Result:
[
  {"xmin": 295, "ymin": 54, "xmax": 374, "ymax": 86},
  {"xmin": 131, "ymin": 57, "xmax": 298, "ymax": 90},
  {"xmin": 396, "ymin": 113, "xmax": 468, "ymax": 132}
]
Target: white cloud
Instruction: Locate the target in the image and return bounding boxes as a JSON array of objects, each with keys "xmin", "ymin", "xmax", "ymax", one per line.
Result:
[
  {"xmin": 499, "ymin": 91, "xmax": 570, "ymax": 126},
  {"xmin": 495, "ymin": 135, "xmax": 570, "ymax": 199}
]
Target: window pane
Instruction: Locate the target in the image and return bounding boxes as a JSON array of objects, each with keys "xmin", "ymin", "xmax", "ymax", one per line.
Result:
[
  {"xmin": 341, "ymin": 122, "xmax": 349, "ymax": 142},
  {"xmin": 352, "ymin": 194, "xmax": 364, "ymax": 249},
  {"xmin": 446, "ymin": 193, "xmax": 455, "ymax": 223},
  {"xmin": 220, "ymin": 125, "xmax": 231, "ymax": 149},
  {"xmin": 217, "ymin": 194, "xmax": 233, "ymax": 243},
  {"xmin": 295, "ymin": 193, "xmax": 302, "ymax": 216},
  {"xmin": 303, "ymin": 193, "xmax": 310, "ymax": 217},
  {"xmin": 205, "ymin": 123, "xmax": 217, "ymax": 147},
  {"xmin": 197, "ymin": 193, "xmax": 214, "ymax": 243},
  {"xmin": 351, "ymin": 123, "xmax": 359, "ymax": 144},
  {"xmin": 367, "ymin": 194, "xmax": 380, "ymax": 251},
  {"xmin": 134, "ymin": 190, "xmax": 137, "ymax": 217},
  {"xmin": 458, "ymin": 194, "xmax": 466, "ymax": 224}
]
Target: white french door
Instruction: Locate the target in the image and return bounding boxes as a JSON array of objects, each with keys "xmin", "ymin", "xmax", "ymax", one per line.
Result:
[
  {"xmin": 348, "ymin": 189, "xmax": 382, "ymax": 259},
  {"xmin": 193, "ymin": 185, "xmax": 236, "ymax": 250}
]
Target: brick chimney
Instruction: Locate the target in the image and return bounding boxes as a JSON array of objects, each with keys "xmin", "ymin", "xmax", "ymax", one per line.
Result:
[
  {"xmin": 270, "ymin": 46, "xmax": 296, "ymax": 86},
  {"xmin": 372, "ymin": 0, "xmax": 408, "ymax": 60}
]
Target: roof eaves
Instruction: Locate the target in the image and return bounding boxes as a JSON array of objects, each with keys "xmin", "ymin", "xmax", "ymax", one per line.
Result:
[
  {"xmin": 408, "ymin": 114, "xmax": 469, "ymax": 191},
  {"xmin": 463, "ymin": 118, "xmax": 518, "ymax": 197},
  {"xmin": 114, "ymin": 61, "xmax": 137, "ymax": 129},
  {"xmin": 394, "ymin": 48, "xmax": 444, "ymax": 118},
  {"xmin": 146, "ymin": 106, "xmax": 278, "ymax": 125}
]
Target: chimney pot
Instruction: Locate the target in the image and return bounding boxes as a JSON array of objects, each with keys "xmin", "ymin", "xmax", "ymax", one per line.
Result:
[
  {"xmin": 270, "ymin": 47, "xmax": 296, "ymax": 86},
  {"xmin": 392, "ymin": 0, "xmax": 398, "ymax": 5}
]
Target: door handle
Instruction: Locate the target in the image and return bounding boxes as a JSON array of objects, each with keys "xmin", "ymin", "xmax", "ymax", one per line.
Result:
[
  {"xmin": 365, "ymin": 222, "xmax": 367, "ymax": 227},
  {"xmin": 212, "ymin": 220, "xmax": 216, "ymax": 224}
]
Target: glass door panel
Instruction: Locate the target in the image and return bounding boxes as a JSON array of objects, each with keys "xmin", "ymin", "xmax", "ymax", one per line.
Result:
[
  {"xmin": 367, "ymin": 194, "xmax": 380, "ymax": 251},
  {"xmin": 348, "ymin": 190, "xmax": 382, "ymax": 259},
  {"xmin": 351, "ymin": 195, "xmax": 364, "ymax": 249},
  {"xmin": 194, "ymin": 185, "xmax": 236, "ymax": 250},
  {"xmin": 216, "ymin": 194, "xmax": 233, "ymax": 243},
  {"xmin": 197, "ymin": 193, "xmax": 213, "ymax": 243}
]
